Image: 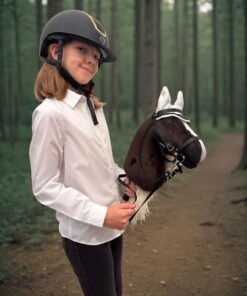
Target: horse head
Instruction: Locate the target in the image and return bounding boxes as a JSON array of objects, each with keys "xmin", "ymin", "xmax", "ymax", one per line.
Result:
[{"xmin": 124, "ymin": 86, "xmax": 207, "ymax": 192}]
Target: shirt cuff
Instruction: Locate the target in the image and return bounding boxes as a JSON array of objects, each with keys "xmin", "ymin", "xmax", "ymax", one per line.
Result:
[{"xmin": 86, "ymin": 203, "xmax": 108, "ymax": 227}]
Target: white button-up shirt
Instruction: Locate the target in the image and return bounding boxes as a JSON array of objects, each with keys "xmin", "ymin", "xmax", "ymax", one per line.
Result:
[{"xmin": 29, "ymin": 89, "xmax": 124, "ymax": 245}]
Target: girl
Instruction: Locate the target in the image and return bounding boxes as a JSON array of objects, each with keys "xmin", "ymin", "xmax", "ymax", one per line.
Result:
[{"xmin": 29, "ymin": 10, "xmax": 136, "ymax": 296}]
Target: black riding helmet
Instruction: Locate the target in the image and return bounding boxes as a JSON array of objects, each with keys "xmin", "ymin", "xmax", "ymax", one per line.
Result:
[
  {"xmin": 39, "ymin": 10, "xmax": 116, "ymax": 126},
  {"xmin": 39, "ymin": 10, "xmax": 117, "ymax": 63}
]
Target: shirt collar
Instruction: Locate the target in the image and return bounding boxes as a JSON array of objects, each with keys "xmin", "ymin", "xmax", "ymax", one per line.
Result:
[{"xmin": 63, "ymin": 89, "xmax": 86, "ymax": 108}]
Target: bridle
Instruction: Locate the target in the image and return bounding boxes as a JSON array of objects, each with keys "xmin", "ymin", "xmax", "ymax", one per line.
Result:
[
  {"xmin": 119, "ymin": 108, "xmax": 199, "ymax": 222},
  {"xmin": 152, "ymin": 108, "xmax": 199, "ymax": 183}
]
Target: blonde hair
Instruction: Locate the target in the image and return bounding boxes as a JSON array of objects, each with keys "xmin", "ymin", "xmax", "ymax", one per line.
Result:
[{"xmin": 34, "ymin": 63, "xmax": 104, "ymax": 109}]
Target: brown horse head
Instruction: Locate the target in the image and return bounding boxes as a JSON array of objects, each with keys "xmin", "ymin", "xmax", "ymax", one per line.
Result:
[{"xmin": 124, "ymin": 87, "xmax": 207, "ymax": 192}]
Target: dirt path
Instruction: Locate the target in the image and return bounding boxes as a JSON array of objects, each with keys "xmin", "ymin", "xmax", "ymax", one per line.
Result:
[{"xmin": 1, "ymin": 133, "xmax": 247, "ymax": 296}]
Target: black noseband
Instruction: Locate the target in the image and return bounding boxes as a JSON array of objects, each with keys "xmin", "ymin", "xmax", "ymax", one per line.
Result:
[{"xmin": 152, "ymin": 109, "xmax": 199, "ymax": 178}]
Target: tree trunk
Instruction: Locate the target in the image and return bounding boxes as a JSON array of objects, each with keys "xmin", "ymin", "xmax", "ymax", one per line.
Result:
[
  {"xmin": 36, "ymin": 0, "xmax": 42, "ymax": 69},
  {"xmin": 0, "ymin": 2, "xmax": 6, "ymax": 140},
  {"xmin": 88, "ymin": 0, "xmax": 93, "ymax": 14},
  {"xmin": 212, "ymin": 0, "xmax": 219, "ymax": 127},
  {"xmin": 95, "ymin": 0, "xmax": 106, "ymax": 103},
  {"xmin": 174, "ymin": 0, "xmax": 180, "ymax": 91},
  {"xmin": 228, "ymin": 0, "xmax": 235, "ymax": 128},
  {"xmin": 144, "ymin": 0, "xmax": 159, "ymax": 114},
  {"xmin": 6, "ymin": 70, "xmax": 15, "ymax": 146},
  {"xmin": 180, "ymin": 0, "xmax": 189, "ymax": 112},
  {"xmin": 74, "ymin": 0, "xmax": 84, "ymax": 10},
  {"xmin": 96, "ymin": 0, "xmax": 101, "ymax": 19},
  {"xmin": 238, "ymin": 0, "xmax": 247, "ymax": 169},
  {"xmin": 193, "ymin": 0, "xmax": 200, "ymax": 132},
  {"xmin": 12, "ymin": 0, "xmax": 22, "ymax": 139},
  {"xmin": 220, "ymin": 6, "xmax": 229, "ymax": 117},
  {"xmin": 156, "ymin": 0, "xmax": 161, "ymax": 93},
  {"xmin": 133, "ymin": 0, "xmax": 142, "ymax": 122},
  {"xmin": 47, "ymin": 0, "xmax": 63, "ymax": 19},
  {"xmin": 109, "ymin": 0, "xmax": 121, "ymax": 128}
]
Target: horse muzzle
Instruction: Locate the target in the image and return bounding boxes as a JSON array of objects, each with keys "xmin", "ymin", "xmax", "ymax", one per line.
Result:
[{"xmin": 182, "ymin": 138, "xmax": 207, "ymax": 168}]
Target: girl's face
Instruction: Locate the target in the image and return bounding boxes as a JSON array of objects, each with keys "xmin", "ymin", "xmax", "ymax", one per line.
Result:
[{"xmin": 50, "ymin": 40, "xmax": 100, "ymax": 85}]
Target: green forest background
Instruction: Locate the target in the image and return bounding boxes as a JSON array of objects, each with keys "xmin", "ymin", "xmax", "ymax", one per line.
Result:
[{"xmin": 0, "ymin": 0, "xmax": 246, "ymax": 281}]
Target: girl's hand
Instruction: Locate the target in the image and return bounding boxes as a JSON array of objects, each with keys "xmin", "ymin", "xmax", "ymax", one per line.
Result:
[{"xmin": 103, "ymin": 203, "xmax": 136, "ymax": 230}]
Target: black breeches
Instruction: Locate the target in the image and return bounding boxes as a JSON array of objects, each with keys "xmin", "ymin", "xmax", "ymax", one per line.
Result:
[{"xmin": 62, "ymin": 235, "xmax": 123, "ymax": 296}]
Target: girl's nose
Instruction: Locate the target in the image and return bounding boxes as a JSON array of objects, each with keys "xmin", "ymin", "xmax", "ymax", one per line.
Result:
[{"xmin": 86, "ymin": 52, "xmax": 97, "ymax": 65}]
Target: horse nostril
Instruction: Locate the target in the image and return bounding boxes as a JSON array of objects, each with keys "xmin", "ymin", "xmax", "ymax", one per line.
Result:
[{"xmin": 130, "ymin": 157, "xmax": 136, "ymax": 166}]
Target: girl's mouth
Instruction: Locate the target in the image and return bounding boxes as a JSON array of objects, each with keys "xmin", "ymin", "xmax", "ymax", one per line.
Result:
[{"xmin": 80, "ymin": 66, "xmax": 93, "ymax": 74}]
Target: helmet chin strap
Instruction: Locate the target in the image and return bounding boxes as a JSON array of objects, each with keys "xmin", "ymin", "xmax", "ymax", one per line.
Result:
[{"xmin": 46, "ymin": 39, "xmax": 99, "ymax": 125}]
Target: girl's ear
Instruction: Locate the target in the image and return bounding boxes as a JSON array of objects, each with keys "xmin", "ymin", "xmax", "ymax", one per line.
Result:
[{"xmin": 49, "ymin": 43, "xmax": 58, "ymax": 60}]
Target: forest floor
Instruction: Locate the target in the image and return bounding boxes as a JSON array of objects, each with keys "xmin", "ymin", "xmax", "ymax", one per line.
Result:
[{"xmin": 1, "ymin": 133, "xmax": 247, "ymax": 296}]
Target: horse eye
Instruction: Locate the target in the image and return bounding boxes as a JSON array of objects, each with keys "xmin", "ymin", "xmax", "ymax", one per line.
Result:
[{"xmin": 164, "ymin": 118, "xmax": 172, "ymax": 126}]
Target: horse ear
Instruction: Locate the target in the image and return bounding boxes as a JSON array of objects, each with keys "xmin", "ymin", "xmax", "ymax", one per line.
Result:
[
  {"xmin": 173, "ymin": 90, "xmax": 184, "ymax": 111},
  {"xmin": 156, "ymin": 86, "xmax": 172, "ymax": 112}
]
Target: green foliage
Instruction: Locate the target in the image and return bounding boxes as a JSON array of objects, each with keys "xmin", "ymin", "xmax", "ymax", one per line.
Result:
[
  {"xmin": 0, "ymin": 141, "xmax": 32, "ymax": 247},
  {"xmin": 0, "ymin": 137, "xmax": 56, "ymax": 278},
  {"xmin": 0, "ymin": 260, "xmax": 12, "ymax": 284}
]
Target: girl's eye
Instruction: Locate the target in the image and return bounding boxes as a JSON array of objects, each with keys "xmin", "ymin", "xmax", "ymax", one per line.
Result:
[
  {"xmin": 78, "ymin": 47, "xmax": 87, "ymax": 53},
  {"xmin": 77, "ymin": 46, "xmax": 100, "ymax": 62},
  {"xmin": 94, "ymin": 54, "xmax": 100, "ymax": 61}
]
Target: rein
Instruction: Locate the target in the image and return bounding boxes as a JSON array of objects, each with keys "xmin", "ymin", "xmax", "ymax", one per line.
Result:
[{"xmin": 121, "ymin": 108, "xmax": 199, "ymax": 222}]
